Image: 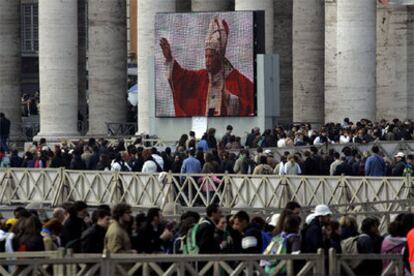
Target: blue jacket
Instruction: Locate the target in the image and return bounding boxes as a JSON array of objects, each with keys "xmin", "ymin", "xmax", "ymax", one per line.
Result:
[{"xmin": 364, "ymin": 154, "xmax": 386, "ymax": 176}]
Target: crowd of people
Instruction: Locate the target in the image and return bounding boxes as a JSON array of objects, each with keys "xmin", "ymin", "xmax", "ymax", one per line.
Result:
[
  {"xmin": 0, "ymin": 201, "xmax": 413, "ymax": 275},
  {"xmin": 1, "ymin": 131, "xmax": 413, "ymax": 179}
]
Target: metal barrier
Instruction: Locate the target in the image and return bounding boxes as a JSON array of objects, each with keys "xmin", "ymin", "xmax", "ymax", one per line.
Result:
[
  {"xmin": 0, "ymin": 168, "xmax": 413, "ymax": 211},
  {"xmin": 0, "ymin": 249, "xmax": 405, "ymax": 276}
]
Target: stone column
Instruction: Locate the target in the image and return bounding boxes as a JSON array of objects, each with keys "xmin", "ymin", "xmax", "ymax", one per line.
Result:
[
  {"xmin": 0, "ymin": 0, "xmax": 23, "ymax": 141},
  {"xmin": 292, "ymin": 0, "xmax": 324, "ymax": 126},
  {"xmin": 78, "ymin": 0, "xmax": 87, "ymax": 135},
  {"xmin": 235, "ymin": 0, "xmax": 274, "ymax": 54},
  {"xmin": 324, "ymin": 0, "xmax": 337, "ymax": 124},
  {"xmin": 274, "ymin": 0, "xmax": 293, "ymax": 124},
  {"xmin": 408, "ymin": 7, "xmax": 414, "ymax": 119},
  {"xmin": 137, "ymin": 0, "xmax": 176, "ymax": 134},
  {"xmin": 377, "ymin": 5, "xmax": 410, "ymax": 120},
  {"xmin": 38, "ymin": 0, "xmax": 79, "ymax": 139},
  {"xmin": 87, "ymin": 0, "xmax": 127, "ymax": 136},
  {"xmin": 331, "ymin": 0, "xmax": 376, "ymax": 122},
  {"xmin": 191, "ymin": 0, "xmax": 234, "ymax": 11}
]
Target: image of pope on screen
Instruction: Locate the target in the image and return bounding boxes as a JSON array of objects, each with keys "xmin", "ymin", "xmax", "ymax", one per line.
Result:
[{"xmin": 155, "ymin": 12, "xmax": 255, "ymax": 117}]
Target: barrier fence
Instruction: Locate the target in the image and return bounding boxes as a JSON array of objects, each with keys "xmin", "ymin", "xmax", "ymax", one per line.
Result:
[
  {"xmin": 0, "ymin": 168, "xmax": 413, "ymax": 211},
  {"xmin": 0, "ymin": 249, "xmax": 405, "ymax": 276}
]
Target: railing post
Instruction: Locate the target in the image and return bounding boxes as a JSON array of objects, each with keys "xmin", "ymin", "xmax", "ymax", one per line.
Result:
[
  {"xmin": 224, "ymin": 172, "xmax": 232, "ymax": 208},
  {"xmin": 101, "ymin": 249, "xmax": 114, "ymax": 276},
  {"xmin": 167, "ymin": 171, "xmax": 175, "ymax": 205},
  {"xmin": 314, "ymin": 248, "xmax": 324, "ymax": 276},
  {"xmin": 53, "ymin": 247, "xmax": 65, "ymax": 275},
  {"xmin": 0, "ymin": 168, "xmax": 12, "ymax": 205},
  {"xmin": 329, "ymin": 248, "xmax": 337, "ymax": 276},
  {"xmin": 52, "ymin": 167, "xmax": 66, "ymax": 207},
  {"xmin": 110, "ymin": 171, "xmax": 121, "ymax": 204}
]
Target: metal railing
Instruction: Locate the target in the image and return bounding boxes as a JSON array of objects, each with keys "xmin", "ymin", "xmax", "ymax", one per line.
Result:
[
  {"xmin": 0, "ymin": 168, "xmax": 413, "ymax": 211},
  {"xmin": 0, "ymin": 249, "xmax": 406, "ymax": 276}
]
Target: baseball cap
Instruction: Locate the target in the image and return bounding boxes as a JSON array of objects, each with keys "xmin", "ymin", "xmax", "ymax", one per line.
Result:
[{"xmin": 312, "ymin": 204, "xmax": 332, "ymax": 217}]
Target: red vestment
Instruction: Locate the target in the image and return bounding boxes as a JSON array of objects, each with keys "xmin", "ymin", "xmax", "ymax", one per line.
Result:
[{"xmin": 168, "ymin": 60, "xmax": 255, "ymax": 117}]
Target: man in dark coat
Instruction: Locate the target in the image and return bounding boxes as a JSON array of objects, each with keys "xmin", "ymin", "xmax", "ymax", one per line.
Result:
[
  {"xmin": 196, "ymin": 203, "xmax": 222, "ymax": 254},
  {"xmin": 0, "ymin": 113, "xmax": 10, "ymax": 152},
  {"xmin": 80, "ymin": 209, "xmax": 111, "ymax": 253},
  {"xmin": 301, "ymin": 204, "xmax": 332, "ymax": 253}
]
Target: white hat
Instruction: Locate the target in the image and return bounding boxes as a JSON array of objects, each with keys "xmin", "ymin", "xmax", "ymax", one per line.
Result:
[
  {"xmin": 305, "ymin": 213, "xmax": 317, "ymax": 224},
  {"xmin": 312, "ymin": 204, "xmax": 332, "ymax": 217},
  {"xmin": 264, "ymin": 149, "xmax": 273, "ymax": 156},
  {"xmin": 395, "ymin": 152, "xmax": 405, "ymax": 158},
  {"xmin": 268, "ymin": 213, "xmax": 280, "ymax": 227}
]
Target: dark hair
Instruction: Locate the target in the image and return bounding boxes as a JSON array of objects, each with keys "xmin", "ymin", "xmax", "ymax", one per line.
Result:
[
  {"xmin": 92, "ymin": 209, "xmax": 111, "ymax": 224},
  {"xmin": 180, "ymin": 211, "xmax": 200, "ymax": 223},
  {"xmin": 283, "ymin": 214, "xmax": 301, "ymax": 234},
  {"xmin": 251, "ymin": 216, "xmax": 266, "ymax": 230},
  {"xmin": 226, "ymin": 125, "xmax": 233, "ymax": 131},
  {"xmin": 97, "ymin": 204, "xmax": 111, "ymax": 213},
  {"xmin": 68, "ymin": 201, "xmax": 87, "ymax": 217},
  {"xmin": 360, "ymin": 217, "xmax": 380, "ymax": 234},
  {"xmin": 333, "ymin": 152, "xmax": 340, "ymax": 159},
  {"xmin": 371, "ymin": 146, "xmax": 380, "ymax": 154},
  {"xmin": 259, "ymin": 155, "xmax": 267, "ymax": 165},
  {"xmin": 14, "ymin": 207, "xmax": 30, "ymax": 219},
  {"xmin": 112, "ymin": 203, "xmax": 131, "ymax": 221},
  {"xmin": 387, "ymin": 220, "xmax": 404, "ymax": 237},
  {"xmin": 0, "ymin": 113, "xmax": 4, "ymax": 118},
  {"xmin": 285, "ymin": 201, "xmax": 301, "ymax": 211},
  {"xmin": 233, "ymin": 211, "xmax": 250, "ymax": 223},
  {"xmin": 206, "ymin": 203, "xmax": 219, "ymax": 217},
  {"xmin": 147, "ymin": 208, "xmax": 161, "ymax": 223}
]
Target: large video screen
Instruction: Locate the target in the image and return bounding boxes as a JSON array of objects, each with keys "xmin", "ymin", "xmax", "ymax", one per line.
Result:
[{"xmin": 155, "ymin": 12, "xmax": 256, "ymax": 117}]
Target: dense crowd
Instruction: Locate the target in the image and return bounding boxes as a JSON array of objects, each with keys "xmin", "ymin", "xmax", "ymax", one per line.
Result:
[
  {"xmin": 0, "ymin": 201, "xmax": 413, "ymax": 275},
  {"xmin": 1, "ymin": 117, "xmax": 414, "ymax": 177},
  {"xmin": 1, "ymin": 135, "xmax": 413, "ymax": 178}
]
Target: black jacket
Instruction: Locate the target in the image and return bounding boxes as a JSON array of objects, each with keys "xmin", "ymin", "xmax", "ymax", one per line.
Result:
[
  {"xmin": 240, "ymin": 223, "xmax": 263, "ymax": 254},
  {"xmin": 0, "ymin": 117, "xmax": 10, "ymax": 138},
  {"xmin": 60, "ymin": 216, "xmax": 87, "ymax": 252},
  {"xmin": 196, "ymin": 217, "xmax": 220, "ymax": 254},
  {"xmin": 301, "ymin": 219, "xmax": 324, "ymax": 253},
  {"xmin": 138, "ymin": 223, "xmax": 165, "ymax": 254},
  {"xmin": 80, "ymin": 224, "xmax": 107, "ymax": 253}
]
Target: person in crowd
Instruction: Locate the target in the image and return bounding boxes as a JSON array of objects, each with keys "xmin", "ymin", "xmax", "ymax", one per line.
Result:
[
  {"xmin": 329, "ymin": 152, "xmax": 342, "ymax": 176},
  {"xmin": 80, "ymin": 209, "xmax": 111, "ymax": 253},
  {"xmin": 41, "ymin": 219, "xmax": 62, "ymax": 251},
  {"xmin": 141, "ymin": 149, "xmax": 161, "ymax": 173},
  {"xmin": 214, "ymin": 216, "xmax": 233, "ymax": 253},
  {"xmin": 365, "ymin": 146, "xmax": 386, "ymax": 176},
  {"xmin": 392, "ymin": 152, "xmax": 406, "ymax": 176},
  {"xmin": 221, "ymin": 125, "xmax": 233, "ymax": 149},
  {"xmin": 139, "ymin": 208, "xmax": 173, "ymax": 254},
  {"xmin": 13, "ymin": 215, "xmax": 44, "ymax": 252},
  {"xmin": 197, "ymin": 133, "xmax": 209, "ymax": 153},
  {"xmin": 233, "ymin": 149, "xmax": 255, "ymax": 174},
  {"xmin": 381, "ymin": 214, "xmax": 407, "ymax": 274},
  {"xmin": 354, "ymin": 217, "xmax": 383, "ymax": 276},
  {"xmin": 0, "ymin": 113, "xmax": 11, "ymax": 152},
  {"xmin": 231, "ymin": 210, "xmax": 263, "ymax": 253},
  {"xmin": 196, "ymin": 204, "xmax": 222, "ymax": 254},
  {"xmin": 339, "ymin": 215, "xmax": 359, "ymax": 240},
  {"xmin": 181, "ymin": 148, "xmax": 201, "ymax": 174},
  {"xmin": 105, "ymin": 203, "xmax": 135, "ymax": 253},
  {"xmin": 111, "ymin": 151, "xmax": 131, "ymax": 172},
  {"xmin": 301, "ymin": 204, "xmax": 332, "ymax": 253},
  {"xmin": 60, "ymin": 201, "xmax": 88, "ymax": 252},
  {"xmin": 281, "ymin": 154, "xmax": 301, "ymax": 175},
  {"xmin": 253, "ymin": 155, "xmax": 273, "ymax": 175}
]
